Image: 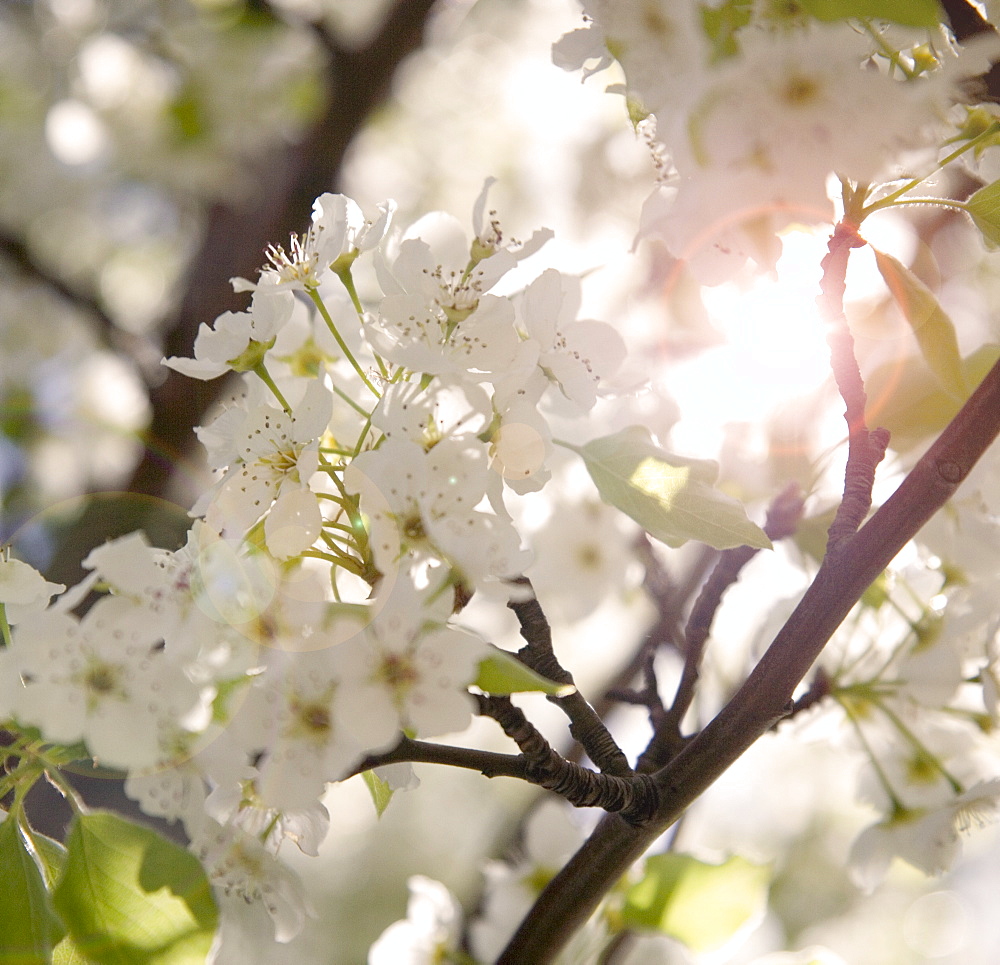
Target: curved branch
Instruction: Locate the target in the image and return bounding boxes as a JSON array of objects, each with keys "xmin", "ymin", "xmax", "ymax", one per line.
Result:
[
  {"xmin": 498, "ymin": 355, "xmax": 1000, "ymax": 964},
  {"xmin": 352, "ymin": 736, "xmax": 529, "ymax": 781},
  {"xmin": 820, "ymin": 221, "xmax": 891, "ymax": 550},
  {"xmin": 508, "ymin": 578, "xmax": 634, "ymax": 779}
]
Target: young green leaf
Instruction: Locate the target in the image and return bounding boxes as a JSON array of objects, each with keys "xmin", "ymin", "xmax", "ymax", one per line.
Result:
[
  {"xmin": 872, "ymin": 248, "xmax": 965, "ymax": 399},
  {"xmin": 52, "ymin": 811, "xmax": 218, "ymax": 965},
  {"xmin": 362, "ymin": 770, "xmax": 395, "ymax": 819},
  {"xmin": 0, "ymin": 814, "xmax": 66, "ymax": 964},
  {"xmin": 26, "ymin": 826, "xmax": 69, "ymax": 889},
  {"xmin": 53, "ymin": 935, "xmax": 100, "ymax": 964},
  {"xmin": 474, "ymin": 646, "xmax": 575, "ymax": 696},
  {"xmin": 621, "ymin": 853, "xmax": 770, "ymax": 953},
  {"xmin": 865, "ymin": 344, "xmax": 1000, "ymax": 450},
  {"xmin": 569, "ymin": 427, "xmax": 771, "ymax": 551},
  {"xmin": 967, "ymin": 177, "xmax": 1000, "ymax": 250},
  {"xmin": 700, "ymin": 0, "xmax": 753, "ymax": 60},
  {"xmin": 798, "ymin": 0, "xmax": 941, "ymax": 27}
]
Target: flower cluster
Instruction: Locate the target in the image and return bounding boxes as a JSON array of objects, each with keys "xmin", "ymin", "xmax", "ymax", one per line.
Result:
[
  {"xmin": 0, "ymin": 183, "xmax": 626, "ymax": 946},
  {"xmin": 556, "ymin": 2, "xmax": 998, "ymax": 282}
]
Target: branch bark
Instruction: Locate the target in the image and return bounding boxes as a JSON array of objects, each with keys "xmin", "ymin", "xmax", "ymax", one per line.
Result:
[{"xmin": 497, "ymin": 353, "xmax": 1000, "ymax": 964}]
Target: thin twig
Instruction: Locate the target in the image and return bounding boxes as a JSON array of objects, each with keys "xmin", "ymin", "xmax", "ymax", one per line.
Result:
[
  {"xmin": 640, "ymin": 484, "xmax": 804, "ymax": 771},
  {"xmin": 350, "ymin": 735, "xmax": 529, "ymax": 781},
  {"xmin": 820, "ymin": 221, "xmax": 891, "ymax": 550},
  {"xmin": 476, "ymin": 694, "xmax": 658, "ymax": 824},
  {"xmin": 497, "ymin": 353, "xmax": 1000, "ymax": 965},
  {"xmin": 508, "ymin": 578, "xmax": 634, "ymax": 779}
]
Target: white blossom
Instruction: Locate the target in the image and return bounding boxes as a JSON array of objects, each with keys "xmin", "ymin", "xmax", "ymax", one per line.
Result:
[
  {"xmin": 8, "ymin": 597, "xmax": 204, "ymax": 770},
  {"xmin": 849, "ymin": 779, "xmax": 1000, "ymax": 891},
  {"xmin": 163, "ymin": 287, "xmax": 294, "ymax": 380},
  {"xmin": 193, "ymin": 819, "xmax": 313, "ymax": 944},
  {"xmin": 518, "ymin": 268, "xmax": 626, "ymax": 410},
  {"xmin": 335, "ymin": 578, "xmax": 485, "ymax": 739},
  {"xmin": 233, "ymin": 194, "xmax": 395, "ymax": 293},
  {"xmin": 0, "ymin": 556, "xmax": 64, "ymax": 624},
  {"xmin": 196, "ymin": 379, "xmax": 332, "ymax": 550},
  {"xmin": 368, "ymin": 876, "xmax": 463, "ymax": 965},
  {"xmin": 346, "ymin": 437, "xmax": 527, "ymax": 587}
]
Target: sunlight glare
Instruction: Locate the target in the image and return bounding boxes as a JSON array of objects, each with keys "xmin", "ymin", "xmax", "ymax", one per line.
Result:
[{"xmin": 667, "ymin": 229, "xmax": 833, "ymax": 457}]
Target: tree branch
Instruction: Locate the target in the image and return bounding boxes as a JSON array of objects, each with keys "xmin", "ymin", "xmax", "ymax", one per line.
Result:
[
  {"xmin": 476, "ymin": 694, "xmax": 658, "ymax": 823},
  {"xmin": 351, "ymin": 735, "xmax": 529, "ymax": 782},
  {"xmin": 508, "ymin": 578, "xmax": 634, "ymax": 779},
  {"xmin": 820, "ymin": 221, "xmax": 891, "ymax": 550},
  {"xmin": 497, "ymin": 354, "xmax": 1000, "ymax": 964},
  {"xmin": 639, "ymin": 483, "xmax": 804, "ymax": 771}
]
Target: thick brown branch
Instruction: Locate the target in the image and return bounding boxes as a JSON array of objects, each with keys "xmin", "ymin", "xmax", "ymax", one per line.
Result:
[{"xmin": 497, "ymin": 356, "xmax": 1000, "ymax": 965}]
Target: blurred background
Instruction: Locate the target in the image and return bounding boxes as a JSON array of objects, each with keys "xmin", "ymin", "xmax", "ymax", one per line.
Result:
[{"xmin": 5, "ymin": 1, "xmax": 1000, "ymax": 962}]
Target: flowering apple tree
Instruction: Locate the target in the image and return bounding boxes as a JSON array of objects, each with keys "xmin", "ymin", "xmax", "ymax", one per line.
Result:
[{"xmin": 6, "ymin": 1, "xmax": 1000, "ymax": 963}]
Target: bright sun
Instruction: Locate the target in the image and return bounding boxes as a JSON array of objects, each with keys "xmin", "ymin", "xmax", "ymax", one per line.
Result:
[{"xmin": 665, "ymin": 229, "xmax": 835, "ymax": 458}]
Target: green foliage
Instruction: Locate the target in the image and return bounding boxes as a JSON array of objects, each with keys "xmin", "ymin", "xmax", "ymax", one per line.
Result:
[
  {"xmin": 52, "ymin": 812, "xmax": 217, "ymax": 965},
  {"xmin": 165, "ymin": 88, "xmax": 208, "ymax": 145},
  {"xmin": 872, "ymin": 248, "xmax": 965, "ymax": 398},
  {"xmin": 474, "ymin": 647, "xmax": 575, "ymax": 696},
  {"xmin": 701, "ymin": 0, "xmax": 753, "ymax": 60},
  {"xmin": 865, "ymin": 344, "xmax": 1000, "ymax": 450},
  {"xmin": 362, "ymin": 770, "xmax": 394, "ymax": 819},
  {"xmin": 967, "ymin": 177, "xmax": 1000, "ymax": 250},
  {"xmin": 791, "ymin": 506, "xmax": 837, "ymax": 565},
  {"xmin": 621, "ymin": 853, "xmax": 771, "ymax": 952},
  {"xmin": 798, "ymin": 0, "xmax": 942, "ymax": 27},
  {"xmin": 27, "ymin": 827, "xmax": 69, "ymax": 889},
  {"xmin": 0, "ymin": 815, "xmax": 65, "ymax": 964},
  {"xmin": 569, "ymin": 426, "xmax": 772, "ymax": 551}
]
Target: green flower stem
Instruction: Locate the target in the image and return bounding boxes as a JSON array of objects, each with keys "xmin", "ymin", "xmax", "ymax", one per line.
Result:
[
  {"xmin": 323, "ymin": 468, "xmax": 370, "ymax": 559},
  {"xmin": 324, "ymin": 376, "xmax": 370, "ymax": 418},
  {"xmin": 0, "ymin": 603, "xmax": 10, "ymax": 648},
  {"xmin": 40, "ymin": 759, "xmax": 88, "ymax": 814},
  {"xmin": 251, "ymin": 361, "xmax": 292, "ymax": 414},
  {"xmin": 861, "ymin": 123, "xmax": 1000, "ymax": 217},
  {"xmin": 309, "ymin": 288, "xmax": 381, "ymax": 398},
  {"xmin": 347, "ymin": 409, "xmax": 376, "ymax": 459},
  {"xmin": 875, "ymin": 698, "xmax": 963, "ymax": 793},
  {"xmin": 860, "ymin": 20, "xmax": 918, "ymax": 80},
  {"xmin": 335, "ymin": 268, "xmax": 390, "ymax": 379},
  {"xmin": 837, "ymin": 695, "xmax": 906, "ymax": 812}
]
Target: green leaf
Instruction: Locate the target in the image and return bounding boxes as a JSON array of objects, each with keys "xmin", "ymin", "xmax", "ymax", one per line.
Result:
[
  {"xmin": 474, "ymin": 646, "xmax": 575, "ymax": 696},
  {"xmin": 361, "ymin": 770, "xmax": 394, "ymax": 819},
  {"xmin": 621, "ymin": 853, "xmax": 770, "ymax": 953},
  {"xmin": 0, "ymin": 813, "xmax": 66, "ymax": 964},
  {"xmin": 700, "ymin": 0, "xmax": 753, "ymax": 60},
  {"xmin": 872, "ymin": 248, "xmax": 965, "ymax": 398},
  {"xmin": 52, "ymin": 812, "xmax": 218, "ymax": 965},
  {"xmin": 967, "ymin": 177, "xmax": 1000, "ymax": 250},
  {"xmin": 26, "ymin": 827, "xmax": 69, "ymax": 889},
  {"xmin": 798, "ymin": 0, "xmax": 941, "ymax": 27},
  {"xmin": 570, "ymin": 427, "xmax": 771, "ymax": 551},
  {"xmin": 53, "ymin": 936, "xmax": 101, "ymax": 965},
  {"xmin": 865, "ymin": 344, "xmax": 1000, "ymax": 450},
  {"xmin": 790, "ymin": 506, "xmax": 837, "ymax": 565}
]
